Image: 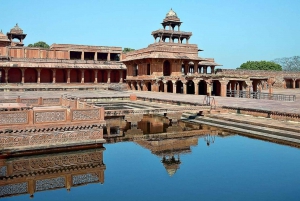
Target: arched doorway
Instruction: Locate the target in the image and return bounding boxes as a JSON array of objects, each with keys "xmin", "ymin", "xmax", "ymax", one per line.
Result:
[
  {"xmin": 24, "ymin": 68, "xmax": 37, "ymax": 83},
  {"xmin": 56, "ymin": 69, "xmax": 66, "ymax": 83},
  {"xmin": 163, "ymin": 60, "xmax": 171, "ymax": 76},
  {"xmin": 199, "ymin": 80, "xmax": 207, "ymax": 95},
  {"xmin": 187, "ymin": 80, "xmax": 195, "ymax": 94},
  {"xmin": 70, "ymin": 69, "xmax": 81, "ymax": 83},
  {"xmin": 212, "ymin": 80, "xmax": 221, "ymax": 96},
  {"xmin": 40, "ymin": 69, "xmax": 52, "ymax": 83},
  {"xmin": 167, "ymin": 81, "xmax": 173, "ymax": 93},
  {"xmin": 176, "ymin": 81, "xmax": 183, "ymax": 93},
  {"xmin": 147, "ymin": 82, "xmax": 151, "ymax": 91}
]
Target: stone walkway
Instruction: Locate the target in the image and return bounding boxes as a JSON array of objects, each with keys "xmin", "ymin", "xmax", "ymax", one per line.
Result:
[{"xmin": 1, "ymin": 88, "xmax": 299, "ymax": 114}]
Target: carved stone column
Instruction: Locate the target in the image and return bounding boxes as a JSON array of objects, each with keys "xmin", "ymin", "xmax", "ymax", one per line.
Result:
[
  {"xmin": 4, "ymin": 68, "xmax": 8, "ymax": 83},
  {"xmin": 211, "ymin": 66, "xmax": 215, "ymax": 74},
  {"xmin": 81, "ymin": 51, "xmax": 84, "ymax": 60},
  {"xmin": 107, "ymin": 52, "xmax": 110, "ymax": 61},
  {"xmin": 94, "ymin": 52, "xmax": 97, "ymax": 61},
  {"xmin": 67, "ymin": 69, "xmax": 70, "ymax": 84},
  {"xmin": 193, "ymin": 79, "xmax": 200, "ymax": 95},
  {"xmin": 94, "ymin": 70, "xmax": 98, "ymax": 83},
  {"xmin": 206, "ymin": 80, "xmax": 212, "ymax": 96},
  {"xmin": 52, "ymin": 69, "xmax": 56, "ymax": 83},
  {"xmin": 220, "ymin": 80, "xmax": 229, "ymax": 97},
  {"xmin": 172, "ymin": 81, "xmax": 177, "ymax": 94},
  {"xmin": 194, "ymin": 61, "xmax": 198, "ymax": 74},
  {"xmin": 137, "ymin": 81, "xmax": 141, "ymax": 91},
  {"xmin": 182, "ymin": 81, "xmax": 187, "ymax": 94},
  {"xmin": 21, "ymin": 68, "xmax": 25, "ymax": 84},
  {"xmin": 37, "ymin": 68, "xmax": 41, "ymax": 84},
  {"xmin": 203, "ymin": 66, "xmax": 207, "ymax": 74},
  {"xmin": 293, "ymin": 79, "xmax": 296, "ymax": 89},
  {"xmin": 81, "ymin": 70, "xmax": 85, "ymax": 83},
  {"xmin": 119, "ymin": 70, "xmax": 123, "ymax": 83},
  {"xmin": 107, "ymin": 70, "xmax": 111, "ymax": 83},
  {"xmin": 163, "ymin": 81, "xmax": 168, "ymax": 93},
  {"xmin": 184, "ymin": 62, "xmax": 189, "ymax": 75}
]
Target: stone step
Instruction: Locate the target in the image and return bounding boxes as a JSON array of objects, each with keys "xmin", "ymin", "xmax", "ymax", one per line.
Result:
[
  {"xmin": 189, "ymin": 118, "xmax": 300, "ymax": 144},
  {"xmin": 208, "ymin": 114, "xmax": 300, "ymax": 134},
  {"xmin": 193, "ymin": 116, "xmax": 300, "ymax": 140}
]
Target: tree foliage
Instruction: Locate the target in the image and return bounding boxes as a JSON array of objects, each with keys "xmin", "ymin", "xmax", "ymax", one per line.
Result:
[
  {"xmin": 28, "ymin": 41, "xmax": 50, "ymax": 49},
  {"xmin": 123, "ymin": 47, "xmax": 135, "ymax": 53},
  {"xmin": 238, "ymin": 61, "xmax": 282, "ymax": 71},
  {"xmin": 272, "ymin": 56, "xmax": 300, "ymax": 71}
]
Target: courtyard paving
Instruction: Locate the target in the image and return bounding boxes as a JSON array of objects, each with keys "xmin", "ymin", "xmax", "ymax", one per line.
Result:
[{"xmin": 1, "ymin": 87, "xmax": 299, "ymax": 114}]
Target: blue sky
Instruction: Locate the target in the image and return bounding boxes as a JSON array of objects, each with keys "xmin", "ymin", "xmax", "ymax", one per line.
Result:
[{"xmin": 1, "ymin": 0, "xmax": 299, "ymax": 68}]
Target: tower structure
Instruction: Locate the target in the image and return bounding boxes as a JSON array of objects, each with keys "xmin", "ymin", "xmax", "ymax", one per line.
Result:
[
  {"xmin": 152, "ymin": 9, "xmax": 191, "ymax": 44},
  {"xmin": 6, "ymin": 23, "xmax": 27, "ymax": 46},
  {"xmin": 123, "ymin": 9, "xmax": 221, "ymax": 95}
]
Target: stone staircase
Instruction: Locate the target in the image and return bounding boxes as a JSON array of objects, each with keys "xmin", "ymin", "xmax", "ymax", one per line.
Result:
[{"xmin": 183, "ymin": 113, "xmax": 300, "ymax": 144}]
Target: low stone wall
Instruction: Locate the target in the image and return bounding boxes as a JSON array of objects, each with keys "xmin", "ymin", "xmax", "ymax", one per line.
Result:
[{"xmin": 0, "ymin": 96, "xmax": 61, "ymax": 106}]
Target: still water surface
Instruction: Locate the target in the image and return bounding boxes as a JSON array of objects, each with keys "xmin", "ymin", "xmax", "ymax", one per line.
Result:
[{"xmin": 2, "ymin": 135, "xmax": 300, "ymax": 201}]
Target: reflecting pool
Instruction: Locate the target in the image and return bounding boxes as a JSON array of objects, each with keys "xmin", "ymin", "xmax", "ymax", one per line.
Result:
[{"xmin": 1, "ymin": 134, "xmax": 300, "ymax": 201}]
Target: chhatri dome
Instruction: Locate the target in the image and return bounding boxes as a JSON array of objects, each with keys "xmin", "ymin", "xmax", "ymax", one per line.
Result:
[
  {"xmin": 166, "ymin": 8, "xmax": 177, "ymax": 17},
  {"xmin": 10, "ymin": 23, "xmax": 24, "ymax": 34}
]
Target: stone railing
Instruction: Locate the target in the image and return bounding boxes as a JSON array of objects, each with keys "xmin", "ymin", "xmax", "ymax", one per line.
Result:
[
  {"xmin": 10, "ymin": 58, "xmax": 122, "ymax": 64},
  {"xmin": 0, "ymin": 96, "xmax": 61, "ymax": 106}
]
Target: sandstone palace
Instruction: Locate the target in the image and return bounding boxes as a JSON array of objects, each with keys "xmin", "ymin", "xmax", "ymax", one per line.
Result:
[{"xmin": 1, "ymin": 9, "xmax": 300, "ymax": 96}]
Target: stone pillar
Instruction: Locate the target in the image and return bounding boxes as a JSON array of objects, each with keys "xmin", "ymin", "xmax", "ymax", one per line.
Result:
[
  {"xmin": 81, "ymin": 70, "xmax": 85, "ymax": 83},
  {"xmin": 81, "ymin": 51, "xmax": 84, "ymax": 60},
  {"xmin": 107, "ymin": 52, "xmax": 110, "ymax": 61},
  {"xmin": 52, "ymin": 69, "xmax": 56, "ymax": 83},
  {"xmin": 220, "ymin": 81, "xmax": 229, "ymax": 97},
  {"xmin": 21, "ymin": 68, "xmax": 25, "ymax": 84},
  {"xmin": 194, "ymin": 61, "xmax": 198, "ymax": 74},
  {"xmin": 5, "ymin": 68, "xmax": 8, "ymax": 83},
  {"xmin": 164, "ymin": 81, "xmax": 168, "ymax": 93},
  {"xmin": 183, "ymin": 82, "xmax": 187, "ymax": 94},
  {"xmin": 186, "ymin": 38, "xmax": 189, "ymax": 44},
  {"xmin": 67, "ymin": 69, "xmax": 70, "ymax": 84},
  {"xmin": 94, "ymin": 70, "xmax": 98, "ymax": 83},
  {"xmin": 245, "ymin": 81, "xmax": 253, "ymax": 98},
  {"xmin": 293, "ymin": 79, "xmax": 296, "ymax": 89},
  {"xmin": 206, "ymin": 81, "xmax": 212, "ymax": 96},
  {"xmin": 172, "ymin": 81, "xmax": 177, "ymax": 94},
  {"xmin": 194, "ymin": 80, "xmax": 199, "ymax": 95},
  {"xmin": 119, "ymin": 70, "xmax": 123, "ymax": 83},
  {"xmin": 236, "ymin": 82, "xmax": 240, "ymax": 97},
  {"xmin": 137, "ymin": 81, "xmax": 141, "ymax": 91},
  {"xmin": 37, "ymin": 68, "xmax": 41, "ymax": 83},
  {"xmin": 203, "ymin": 67, "xmax": 207, "ymax": 74},
  {"xmin": 94, "ymin": 52, "xmax": 97, "ymax": 61},
  {"xmin": 211, "ymin": 66, "xmax": 215, "ymax": 74},
  {"xmin": 184, "ymin": 62, "xmax": 189, "ymax": 75},
  {"xmin": 107, "ymin": 70, "xmax": 111, "ymax": 83}
]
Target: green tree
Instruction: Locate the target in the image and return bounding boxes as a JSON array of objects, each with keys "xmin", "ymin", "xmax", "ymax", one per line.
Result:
[
  {"xmin": 122, "ymin": 47, "xmax": 135, "ymax": 53},
  {"xmin": 238, "ymin": 61, "xmax": 282, "ymax": 71},
  {"xmin": 272, "ymin": 56, "xmax": 300, "ymax": 71},
  {"xmin": 28, "ymin": 41, "xmax": 50, "ymax": 49}
]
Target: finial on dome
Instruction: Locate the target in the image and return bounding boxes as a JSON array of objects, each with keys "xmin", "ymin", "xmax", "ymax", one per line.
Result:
[{"xmin": 166, "ymin": 8, "xmax": 177, "ymax": 17}]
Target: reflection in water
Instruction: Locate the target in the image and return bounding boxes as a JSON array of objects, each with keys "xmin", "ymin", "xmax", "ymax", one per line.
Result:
[
  {"xmin": 0, "ymin": 146, "xmax": 105, "ymax": 198},
  {"xmin": 204, "ymin": 134, "xmax": 216, "ymax": 146}
]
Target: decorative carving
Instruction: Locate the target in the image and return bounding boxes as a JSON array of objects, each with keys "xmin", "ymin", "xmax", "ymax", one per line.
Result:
[
  {"xmin": 72, "ymin": 109, "xmax": 99, "ymax": 121},
  {"xmin": 43, "ymin": 98, "xmax": 60, "ymax": 105},
  {"xmin": 36, "ymin": 177, "xmax": 65, "ymax": 192},
  {"xmin": 20, "ymin": 99, "xmax": 38, "ymax": 105},
  {"xmin": 0, "ymin": 183, "xmax": 28, "ymax": 197},
  {"xmin": 0, "ymin": 99, "xmax": 17, "ymax": 103},
  {"xmin": 0, "ymin": 112, "xmax": 27, "ymax": 125},
  {"xmin": 35, "ymin": 111, "xmax": 66, "ymax": 123},
  {"xmin": 72, "ymin": 173, "xmax": 99, "ymax": 186},
  {"xmin": 0, "ymin": 129, "xmax": 103, "ymax": 149},
  {"xmin": 0, "ymin": 166, "xmax": 7, "ymax": 177}
]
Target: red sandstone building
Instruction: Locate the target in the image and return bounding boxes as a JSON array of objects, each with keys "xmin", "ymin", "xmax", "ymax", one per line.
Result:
[
  {"xmin": 122, "ymin": 9, "xmax": 300, "ymax": 96},
  {"xmin": 0, "ymin": 24, "xmax": 126, "ymax": 85},
  {"xmin": 1, "ymin": 10, "xmax": 299, "ymax": 95}
]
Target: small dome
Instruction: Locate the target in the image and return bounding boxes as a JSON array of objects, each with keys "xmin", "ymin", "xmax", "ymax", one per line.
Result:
[
  {"xmin": 166, "ymin": 8, "xmax": 177, "ymax": 17},
  {"xmin": 10, "ymin": 23, "xmax": 23, "ymax": 34}
]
